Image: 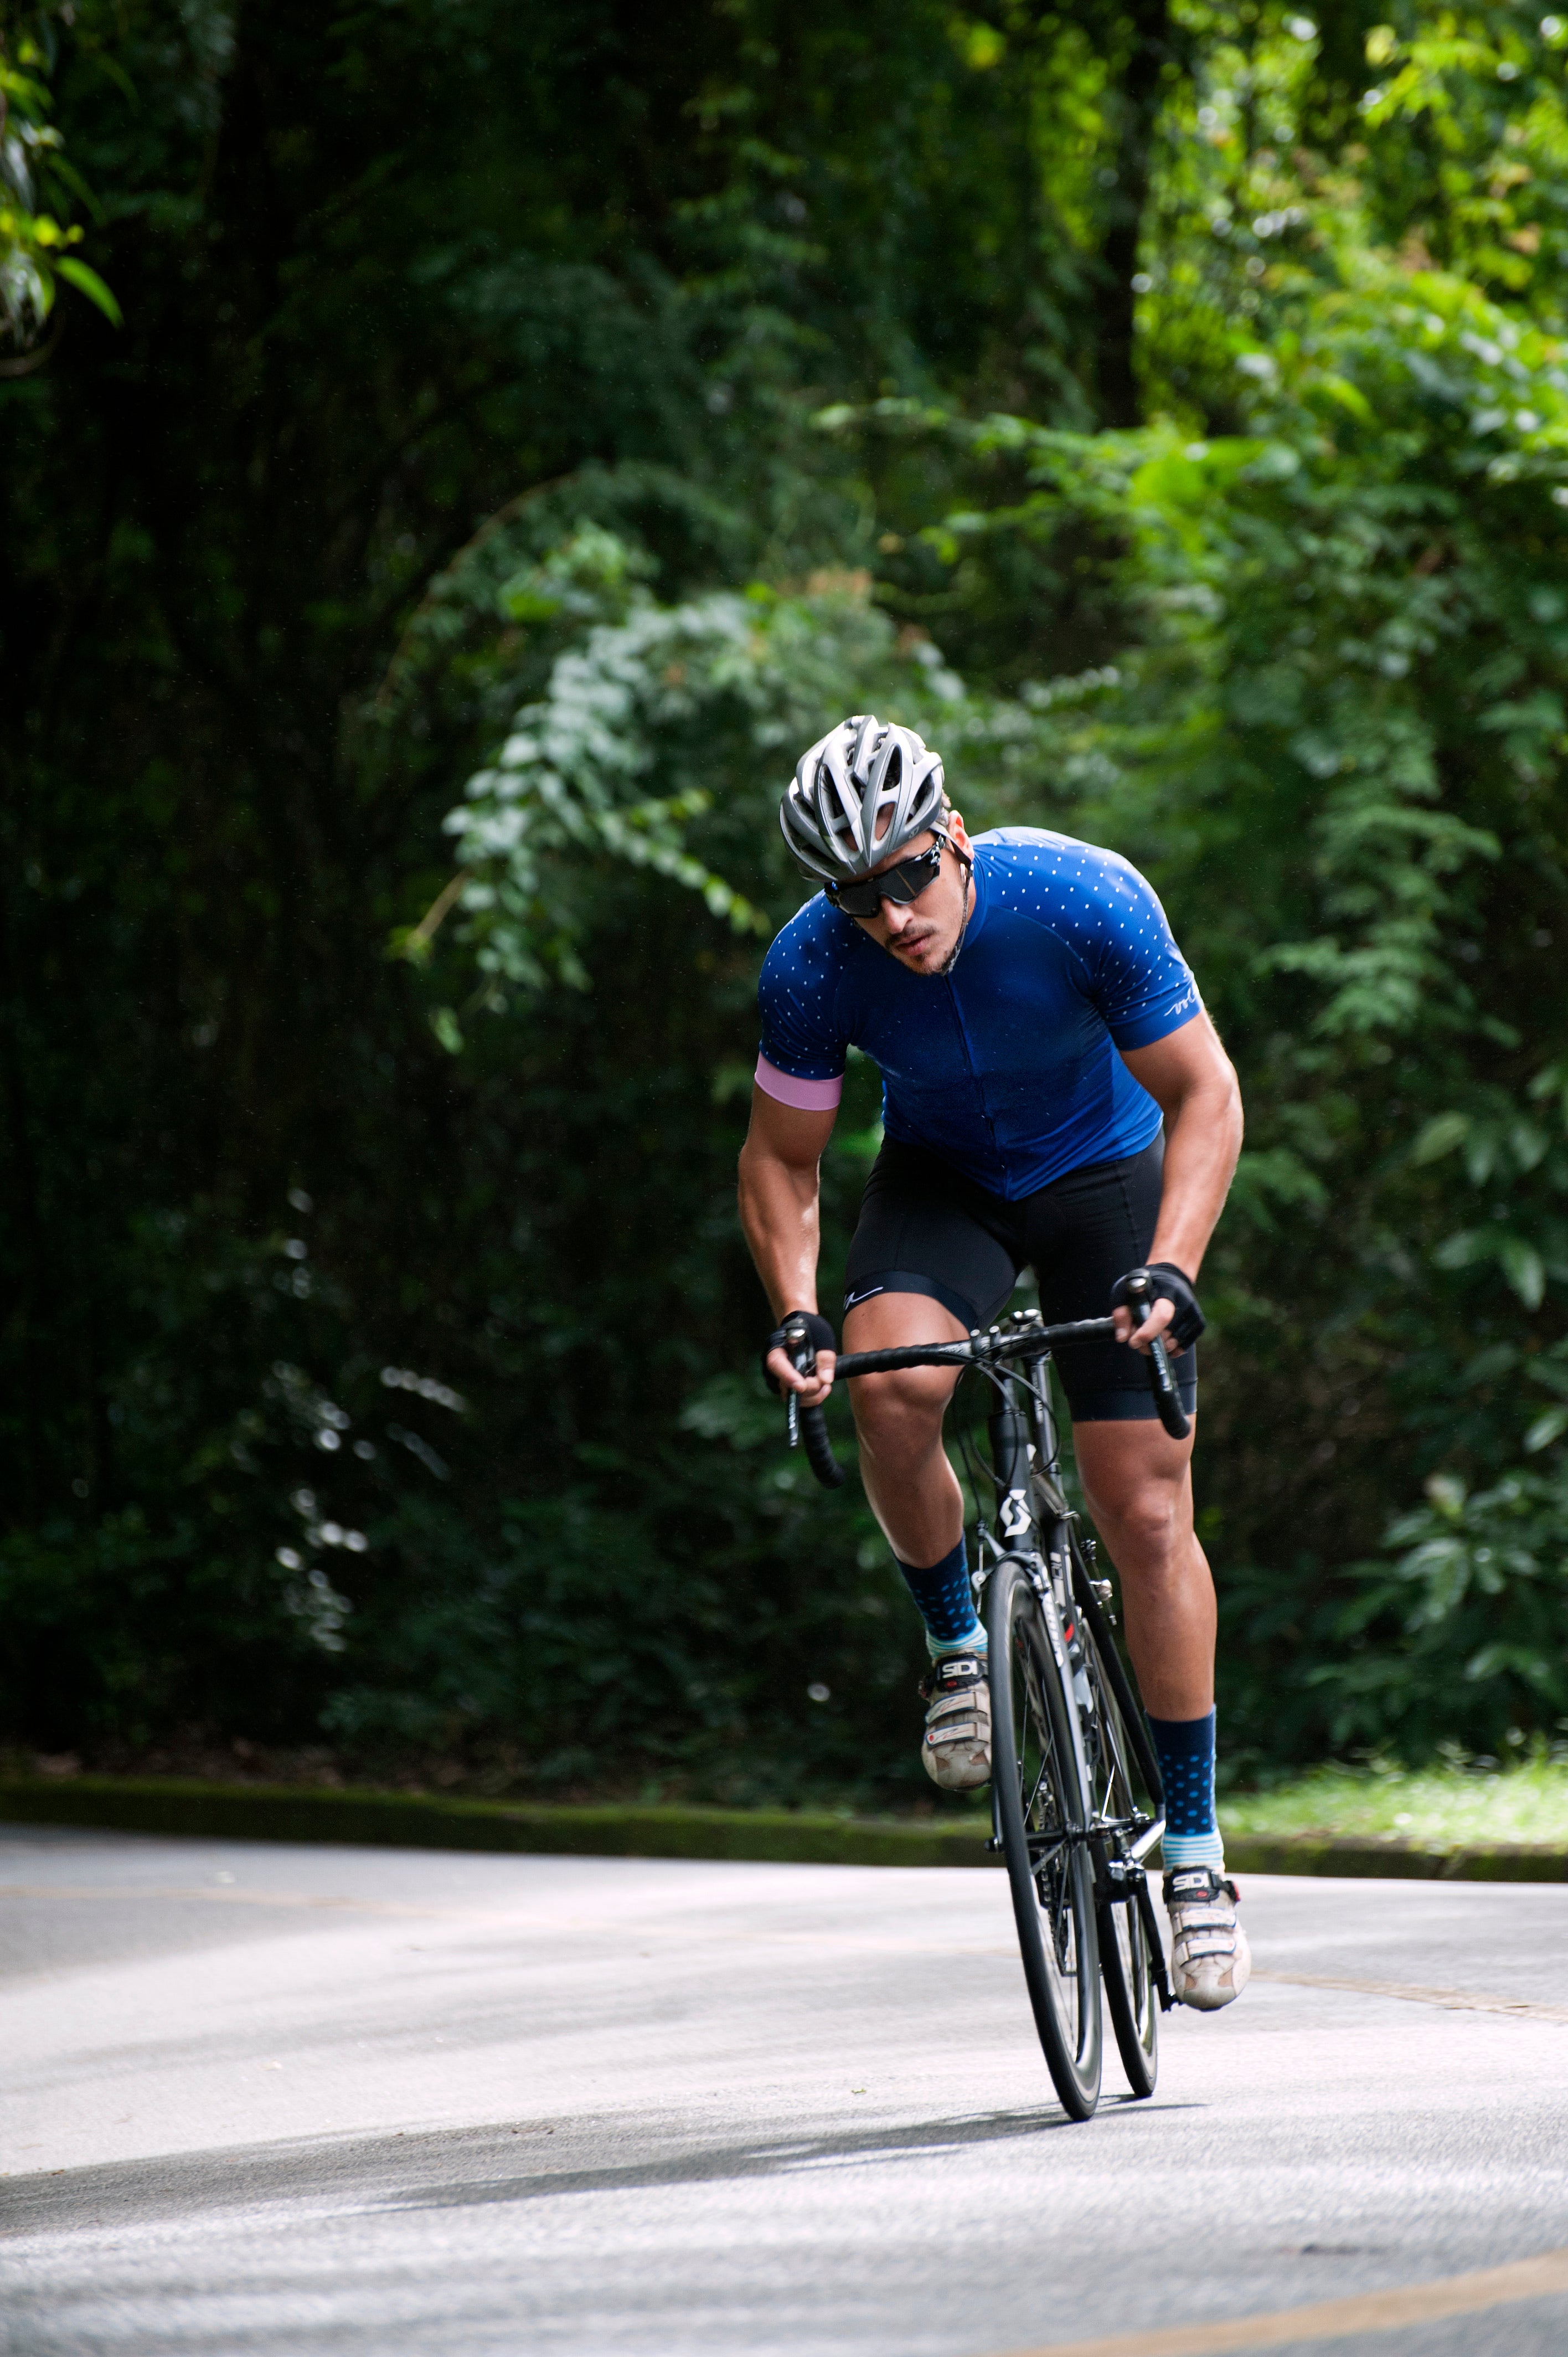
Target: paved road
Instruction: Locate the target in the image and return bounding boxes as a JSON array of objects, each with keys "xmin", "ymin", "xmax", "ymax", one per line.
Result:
[{"xmin": 4, "ymin": 1824, "xmax": 1568, "ymax": 2357}]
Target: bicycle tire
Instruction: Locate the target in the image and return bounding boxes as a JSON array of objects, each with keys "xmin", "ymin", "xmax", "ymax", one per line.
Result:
[
  {"xmin": 1077, "ymin": 1612, "xmax": 1159, "ymax": 2098},
  {"xmin": 986, "ymin": 1555, "xmax": 1102, "ymax": 2120}
]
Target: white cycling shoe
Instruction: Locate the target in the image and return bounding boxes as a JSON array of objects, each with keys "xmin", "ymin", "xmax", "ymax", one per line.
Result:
[
  {"xmin": 919, "ymin": 1650, "xmax": 991, "ymax": 1790},
  {"xmin": 1163, "ymin": 1865, "xmax": 1251, "ymax": 2010}
]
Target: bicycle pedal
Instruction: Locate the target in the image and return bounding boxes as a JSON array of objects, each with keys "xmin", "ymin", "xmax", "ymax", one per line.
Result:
[{"xmin": 1090, "ymin": 1579, "xmax": 1112, "ymax": 1605}]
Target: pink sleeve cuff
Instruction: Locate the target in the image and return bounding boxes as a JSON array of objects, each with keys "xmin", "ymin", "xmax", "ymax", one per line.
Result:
[{"xmin": 754, "ymin": 1054, "xmax": 843, "ymax": 1111}]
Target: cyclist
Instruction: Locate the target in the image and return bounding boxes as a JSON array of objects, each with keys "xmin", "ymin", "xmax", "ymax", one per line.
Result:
[{"xmin": 738, "ymin": 715, "xmax": 1249, "ymax": 2011}]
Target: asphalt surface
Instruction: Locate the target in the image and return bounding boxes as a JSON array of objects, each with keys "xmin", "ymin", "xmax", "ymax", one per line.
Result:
[{"xmin": 4, "ymin": 1824, "xmax": 1568, "ymax": 2357}]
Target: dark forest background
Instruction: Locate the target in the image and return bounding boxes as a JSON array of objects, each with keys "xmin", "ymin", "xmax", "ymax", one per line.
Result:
[{"xmin": 6, "ymin": 0, "xmax": 1568, "ymax": 1804}]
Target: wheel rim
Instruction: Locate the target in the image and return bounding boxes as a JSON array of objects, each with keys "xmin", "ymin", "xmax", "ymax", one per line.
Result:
[
  {"xmin": 1112, "ymin": 1895, "xmax": 1156, "ymax": 2049},
  {"xmin": 1076, "ymin": 1612, "xmax": 1160, "ymax": 2083},
  {"xmin": 1009, "ymin": 1592, "xmax": 1095, "ymax": 2066}
]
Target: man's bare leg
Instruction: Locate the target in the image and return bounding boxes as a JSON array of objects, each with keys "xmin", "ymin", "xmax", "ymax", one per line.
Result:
[
  {"xmin": 841, "ymin": 1290, "xmax": 967, "ymax": 1566},
  {"xmin": 842, "ymin": 1291, "xmax": 989, "ymax": 1788},
  {"xmin": 1075, "ymin": 1413, "xmax": 1246, "ymax": 2005},
  {"xmin": 1071, "ymin": 1419, "xmax": 1215, "ymax": 1721}
]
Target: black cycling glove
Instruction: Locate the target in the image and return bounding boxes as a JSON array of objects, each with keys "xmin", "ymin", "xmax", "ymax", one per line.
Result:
[
  {"xmin": 762, "ymin": 1309, "xmax": 836, "ymax": 1393},
  {"xmin": 1111, "ymin": 1262, "xmax": 1206, "ymax": 1349}
]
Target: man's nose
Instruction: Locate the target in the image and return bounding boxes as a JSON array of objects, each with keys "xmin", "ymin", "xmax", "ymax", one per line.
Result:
[{"xmin": 881, "ymin": 895, "xmax": 911, "ymax": 933}]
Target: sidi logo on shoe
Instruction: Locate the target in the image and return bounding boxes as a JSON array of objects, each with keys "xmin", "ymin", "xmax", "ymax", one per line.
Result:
[
  {"xmin": 1162, "ymin": 1865, "xmax": 1251, "ymax": 2011},
  {"xmin": 919, "ymin": 1651, "xmax": 992, "ymax": 1793}
]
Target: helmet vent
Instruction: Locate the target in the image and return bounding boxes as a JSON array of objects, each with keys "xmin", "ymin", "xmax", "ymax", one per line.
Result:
[{"xmin": 780, "ymin": 713, "xmax": 946, "ymax": 886}]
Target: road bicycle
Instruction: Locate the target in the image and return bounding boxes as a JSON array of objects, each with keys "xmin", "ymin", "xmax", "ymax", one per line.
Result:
[{"xmin": 778, "ymin": 1281, "xmax": 1185, "ymax": 2121}]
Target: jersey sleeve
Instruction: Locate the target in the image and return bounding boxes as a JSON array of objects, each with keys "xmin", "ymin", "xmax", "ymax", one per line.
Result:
[
  {"xmin": 1079, "ymin": 857, "xmax": 1202, "ymax": 1049},
  {"xmin": 755, "ymin": 910, "xmax": 848, "ymax": 1110}
]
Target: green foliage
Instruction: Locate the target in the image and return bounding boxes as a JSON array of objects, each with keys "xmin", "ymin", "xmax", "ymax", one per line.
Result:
[
  {"xmin": 1220, "ymin": 1743, "xmax": 1568, "ymax": 1840},
  {"xmin": 7, "ymin": 0, "xmax": 1568, "ymax": 1795},
  {"xmin": 0, "ymin": 6, "xmax": 119, "ymax": 355},
  {"xmin": 1333, "ymin": 1457, "xmax": 1568, "ymax": 1744}
]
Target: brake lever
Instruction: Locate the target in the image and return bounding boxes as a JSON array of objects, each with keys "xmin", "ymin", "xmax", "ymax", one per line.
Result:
[{"xmin": 781, "ymin": 1314, "xmax": 845, "ymax": 1488}]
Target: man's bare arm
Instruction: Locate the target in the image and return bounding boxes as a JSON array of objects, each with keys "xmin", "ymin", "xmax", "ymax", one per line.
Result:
[
  {"xmin": 737, "ymin": 1085, "xmax": 839, "ymax": 1403},
  {"xmin": 1115, "ymin": 1012, "xmax": 1244, "ymax": 1354}
]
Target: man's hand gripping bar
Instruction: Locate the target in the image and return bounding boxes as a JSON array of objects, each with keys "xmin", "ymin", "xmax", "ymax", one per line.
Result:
[
  {"xmin": 1117, "ymin": 1270, "xmax": 1192, "ymax": 1442},
  {"xmin": 780, "ymin": 1314, "xmax": 847, "ymax": 1489}
]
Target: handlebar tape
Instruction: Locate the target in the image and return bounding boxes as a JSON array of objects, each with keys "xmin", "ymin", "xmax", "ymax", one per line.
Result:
[
  {"xmin": 801, "ymin": 1404, "xmax": 845, "ymax": 1488},
  {"xmin": 1147, "ymin": 1334, "xmax": 1190, "ymax": 1440},
  {"xmin": 1120, "ymin": 1272, "xmax": 1191, "ymax": 1440}
]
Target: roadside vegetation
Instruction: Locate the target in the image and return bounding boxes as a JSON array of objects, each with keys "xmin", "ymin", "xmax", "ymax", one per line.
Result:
[
  {"xmin": 6, "ymin": 1, "xmax": 1568, "ymax": 1804},
  {"xmin": 1223, "ymin": 1747, "xmax": 1568, "ymax": 1843}
]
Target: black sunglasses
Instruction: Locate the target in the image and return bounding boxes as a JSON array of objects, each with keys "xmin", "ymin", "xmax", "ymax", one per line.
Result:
[{"xmin": 825, "ymin": 839, "xmax": 946, "ymax": 918}]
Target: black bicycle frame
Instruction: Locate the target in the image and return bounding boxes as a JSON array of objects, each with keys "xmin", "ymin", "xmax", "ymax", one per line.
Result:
[
  {"xmin": 777, "ymin": 1301, "xmax": 1184, "ymax": 2012},
  {"xmin": 915, "ymin": 1326, "xmax": 1178, "ymax": 2016},
  {"xmin": 806, "ymin": 1310, "xmax": 1174, "ymax": 2008}
]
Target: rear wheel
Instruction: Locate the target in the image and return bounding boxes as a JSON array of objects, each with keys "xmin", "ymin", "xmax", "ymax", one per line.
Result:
[
  {"xmin": 1100, "ymin": 1885, "xmax": 1159, "ymax": 2097},
  {"xmin": 986, "ymin": 1555, "xmax": 1101, "ymax": 2120},
  {"xmin": 1076, "ymin": 1607, "xmax": 1160, "ymax": 2098}
]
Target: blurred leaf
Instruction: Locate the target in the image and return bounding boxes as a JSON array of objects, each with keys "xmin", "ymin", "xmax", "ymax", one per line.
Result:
[
  {"xmin": 53, "ymin": 255, "xmax": 121, "ymax": 327},
  {"xmin": 1412, "ymin": 1113, "xmax": 1470, "ymax": 1165}
]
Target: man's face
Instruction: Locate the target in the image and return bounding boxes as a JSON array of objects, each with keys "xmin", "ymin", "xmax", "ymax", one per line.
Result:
[{"xmin": 848, "ymin": 814, "xmax": 974, "ymax": 976}]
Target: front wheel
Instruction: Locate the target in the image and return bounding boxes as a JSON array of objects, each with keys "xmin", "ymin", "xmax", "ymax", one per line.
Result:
[{"xmin": 986, "ymin": 1556, "xmax": 1101, "ymax": 2120}]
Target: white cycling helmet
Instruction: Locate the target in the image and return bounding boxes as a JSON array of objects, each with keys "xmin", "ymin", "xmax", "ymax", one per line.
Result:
[{"xmin": 780, "ymin": 714, "xmax": 947, "ymax": 886}]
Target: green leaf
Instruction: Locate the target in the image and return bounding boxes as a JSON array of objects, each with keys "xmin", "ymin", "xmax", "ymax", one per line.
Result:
[
  {"xmin": 87, "ymin": 50, "xmax": 139, "ymax": 108},
  {"xmin": 1308, "ymin": 373, "xmax": 1375, "ymax": 424},
  {"xmin": 1499, "ymin": 1236, "xmax": 1546, "ymax": 1310},
  {"xmin": 54, "ymin": 258, "xmax": 122, "ymax": 328},
  {"xmin": 1412, "ymin": 1111, "xmax": 1470, "ymax": 1164},
  {"xmin": 1523, "ymin": 1406, "xmax": 1568, "ymax": 1453},
  {"xmin": 499, "ymin": 590, "xmax": 561, "ymax": 625}
]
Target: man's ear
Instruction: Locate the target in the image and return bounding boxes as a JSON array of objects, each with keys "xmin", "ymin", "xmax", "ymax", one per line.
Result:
[{"xmin": 947, "ymin": 809, "xmax": 970, "ymax": 850}]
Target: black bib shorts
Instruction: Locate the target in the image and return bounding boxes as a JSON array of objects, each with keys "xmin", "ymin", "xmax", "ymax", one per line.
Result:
[{"xmin": 842, "ymin": 1134, "xmax": 1196, "ymax": 1425}]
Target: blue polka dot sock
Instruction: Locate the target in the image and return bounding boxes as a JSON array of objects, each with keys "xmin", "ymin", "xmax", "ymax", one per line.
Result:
[
  {"xmin": 894, "ymin": 1536, "xmax": 986, "ymax": 1657},
  {"xmin": 1148, "ymin": 1707, "xmax": 1224, "ymax": 1871}
]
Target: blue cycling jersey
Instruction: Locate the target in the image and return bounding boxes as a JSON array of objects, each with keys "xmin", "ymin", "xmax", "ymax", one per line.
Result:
[{"xmin": 755, "ymin": 827, "xmax": 1200, "ymax": 1200}]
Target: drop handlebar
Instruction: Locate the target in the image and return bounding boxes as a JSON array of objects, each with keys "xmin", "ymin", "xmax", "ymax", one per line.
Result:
[{"xmin": 780, "ymin": 1275, "xmax": 1189, "ymax": 1491}]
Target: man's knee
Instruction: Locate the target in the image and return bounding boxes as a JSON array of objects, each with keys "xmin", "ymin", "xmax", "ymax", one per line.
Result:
[
  {"xmin": 849, "ymin": 1368, "xmax": 947, "ymax": 1459},
  {"xmin": 1077, "ymin": 1425, "xmax": 1190, "ymax": 1532},
  {"xmin": 1081, "ymin": 1465, "xmax": 1188, "ymax": 1563},
  {"xmin": 1107, "ymin": 1490, "xmax": 1183, "ymax": 1562}
]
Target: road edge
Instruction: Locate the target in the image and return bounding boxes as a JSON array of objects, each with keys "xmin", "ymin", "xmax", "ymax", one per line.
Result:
[
  {"xmin": 2, "ymin": 1776, "xmax": 1567, "ymax": 1879},
  {"xmin": 0, "ymin": 1776, "xmax": 997, "ymax": 1867}
]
